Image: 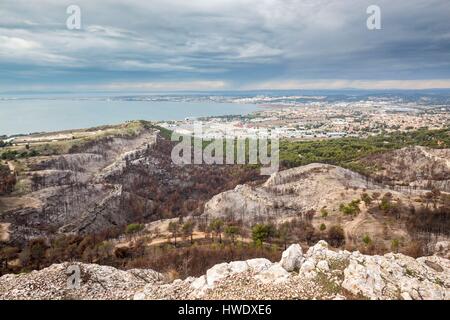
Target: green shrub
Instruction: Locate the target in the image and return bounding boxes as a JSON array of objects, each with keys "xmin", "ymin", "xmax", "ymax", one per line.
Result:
[
  {"xmin": 224, "ymin": 225, "xmax": 240, "ymax": 243},
  {"xmin": 251, "ymin": 224, "xmax": 275, "ymax": 246},
  {"xmin": 125, "ymin": 223, "xmax": 144, "ymax": 235},
  {"xmin": 362, "ymin": 234, "xmax": 372, "ymax": 245},
  {"xmin": 391, "ymin": 239, "xmax": 400, "ymax": 252},
  {"xmin": 339, "ymin": 199, "xmax": 361, "ymax": 216}
]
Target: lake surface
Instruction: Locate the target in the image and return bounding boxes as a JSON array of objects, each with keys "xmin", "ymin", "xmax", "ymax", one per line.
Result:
[{"xmin": 0, "ymin": 99, "xmax": 258, "ymax": 136}]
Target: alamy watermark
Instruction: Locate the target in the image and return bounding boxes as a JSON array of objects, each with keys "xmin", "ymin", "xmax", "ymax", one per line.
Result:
[
  {"xmin": 367, "ymin": 5, "xmax": 381, "ymax": 30},
  {"xmin": 170, "ymin": 122, "xmax": 279, "ymax": 175},
  {"xmin": 66, "ymin": 265, "xmax": 81, "ymax": 289},
  {"xmin": 65, "ymin": 4, "xmax": 381, "ymax": 31},
  {"xmin": 66, "ymin": 5, "xmax": 81, "ymax": 30}
]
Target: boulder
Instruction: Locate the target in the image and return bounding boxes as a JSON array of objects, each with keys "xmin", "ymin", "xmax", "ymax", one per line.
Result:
[
  {"xmin": 317, "ymin": 260, "xmax": 330, "ymax": 272},
  {"xmin": 229, "ymin": 261, "xmax": 250, "ymax": 273},
  {"xmin": 190, "ymin": 275, "xmax": 207, "ymax": 291},
  {"xmin": 255, "ymin": 263, "xmax": 291, "ymax": 284},
  {"xmin": 246, "ymin": 258, "xmax": 273, "ymax": 273},
  {"xmin": 206, "ymin": 263, "xmax": 231, "ymax": 286},
  {"xmin": 342, "ymin": 253, "xmax": 449, "ymax": 300},
  {"xmin": 299, "ymin": 258, "xmax": 316, "ymax": 273},
  {"xmin": 280, "ymin": 244, "xmax": 304, "ymax": 271},
  {"xmin": 434, "ymin": 241, "xmax": 450, "ymax": 259}
]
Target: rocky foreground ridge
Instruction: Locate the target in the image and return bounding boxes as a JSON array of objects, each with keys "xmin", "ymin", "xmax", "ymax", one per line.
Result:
[{"xmin": 1, "ymin": 241, "xmax": 448, "ymax": 300}]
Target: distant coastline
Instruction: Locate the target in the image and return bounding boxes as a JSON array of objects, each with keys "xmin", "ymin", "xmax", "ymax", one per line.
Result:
[{"xmin": 0, "ymin": 99, "xmax": 258, "ymax": 136}]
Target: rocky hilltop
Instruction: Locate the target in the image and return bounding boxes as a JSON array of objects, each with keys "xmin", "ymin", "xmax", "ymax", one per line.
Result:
[
  {"xmin": 1, "ymin": 241, "xmax": 448, "ymax": 300},
  {"xmin": 203, "ymin": 160, "xmax": 446, "ymax": 223},
  {"xmin": 203, "ymin": 163, "xmax": 398, "ymax": 223},
  {"xmin": 202, "ymin": 161, "xmax": 450, "ymax": 253}
]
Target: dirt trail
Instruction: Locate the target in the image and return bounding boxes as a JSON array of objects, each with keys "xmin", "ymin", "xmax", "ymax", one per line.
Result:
[
  {"xmin": 114, "ymin": 230, "xmax": 252, "ymax": 249},
  {"xmin": 114, "ymin": 231, "xmax": 208, "ymax": 249},
  {"xmin": 343, "ymin": 208, "xmax": 381, "ymax": 241},
  {"xmin": 148, "ymin": 231, "xmax": 208, "ymax": 245}
]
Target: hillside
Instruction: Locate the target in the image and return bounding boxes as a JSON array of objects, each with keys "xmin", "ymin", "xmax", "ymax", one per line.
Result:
[
  {"xmin": 359, "ymin": 146, "xmax": 450, "ymax": 191},
  {"xmin": 1, "ymin": 125, "xmax": 449, "ymax": 286},
  {"xmin": 203, "ymin": 160, "xmax": 450, "ymax": 254},
  {"xmin": 0, "ymin": 122, "xmax": 263, "ymax": 244},
  {"xmin": 204, "ymin": 163, "xmax": 388, "ymax": 223},
  {"xmin": 0, "ymin": 122, "xmax": 158, "ymax": 242}
]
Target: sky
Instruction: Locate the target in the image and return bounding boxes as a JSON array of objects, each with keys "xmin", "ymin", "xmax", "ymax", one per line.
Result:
[{"xmin": 1, "ymin": 0, "xmax": 450, "ymax": 93}]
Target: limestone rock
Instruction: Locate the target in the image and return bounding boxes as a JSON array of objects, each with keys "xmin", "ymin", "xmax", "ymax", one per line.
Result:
[
  {"xmin": 317, "ymin": 260, "xmax": 330, "ymax": 272},
  {"xmin": 0, "ymin": 262, "xmax": 165, "ymax": 300},
  {"xmin": 246, "ymin": 258, "xmax": 273, "ymax": 273},
  {"xmin": 342, "ymin": 253, "xmax": 449, "ymax": 300},
  {"xmin": 1, "ymin": 241, "xmax": 448, "ymax": 300},
  {"xmin": 255, "ymin": 263, "xmax": 291, "ymax": 284},
  {"xmin": 280, "ymin": 244, "xmax": 304, "ymax": 271},
  {"xmin": 434, "ymin": 241, "xmax": 450, "ymax": 259}
]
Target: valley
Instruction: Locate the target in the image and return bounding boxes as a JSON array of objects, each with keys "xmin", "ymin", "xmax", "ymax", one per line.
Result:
[{"xmin": 0, "ymin": 121, "xmax": 449, "ymax": 299}]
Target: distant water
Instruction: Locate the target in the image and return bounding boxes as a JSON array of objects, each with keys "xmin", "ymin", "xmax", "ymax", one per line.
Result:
[{"xmin": 0, "ymin": 99, "xmax": 258, "ymax": 136}]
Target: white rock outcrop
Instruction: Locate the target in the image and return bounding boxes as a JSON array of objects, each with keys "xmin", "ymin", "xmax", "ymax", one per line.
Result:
[
  {"xmin": 136, "ymin": 241, "xmax": 450, "ymax": 300},
  {"xmin": 1, "ymin": 241, "xmax": 448, "ymax": 300},
  {"xmin": 279, "ymin": 244, "xmax": 304, "ymax": 271},
  {"xmin": 254, "ymin": 263, "xmax": 290, "ymax": 284},
  {"xmin": 434, "ymin": 241, "xmax": 450, "ymax": 259},
  {"xmin": 203, "ymin": 258, "xmax": 272, "ymax": 288},
  {"xmin": 0, "ymin": 262, "xmax": 165, "ymax": 300}
]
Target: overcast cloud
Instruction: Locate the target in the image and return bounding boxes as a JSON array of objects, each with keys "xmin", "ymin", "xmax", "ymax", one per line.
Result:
[{"xmin": 1, "ymin": 0, "xmax": 450, "ymax": 92}]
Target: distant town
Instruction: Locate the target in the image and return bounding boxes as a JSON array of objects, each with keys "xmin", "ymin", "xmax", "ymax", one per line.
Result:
[{"xmin": 159, "ymin": 94, "xmax": 450, "ymax": 140}]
